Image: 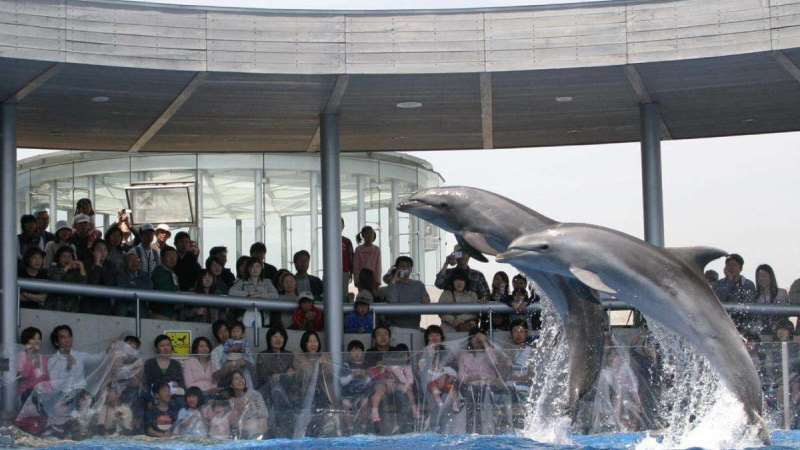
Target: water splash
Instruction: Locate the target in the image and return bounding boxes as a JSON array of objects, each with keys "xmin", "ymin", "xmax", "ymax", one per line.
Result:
[{"xmin": 522, "ymin": 293, "xmax": 574, "ymax": 445}]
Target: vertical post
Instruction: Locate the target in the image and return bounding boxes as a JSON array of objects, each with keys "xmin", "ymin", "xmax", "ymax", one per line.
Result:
[
  {"xmin": 356, "ymin": 175, "xmax": 366, "ymax": 231},
  {"xmin": 389, "ymin": 180, "xmax": 399, "ymax": 263},
  {"xmin": 195, "ymin": 169, "xmax": 204, "ymax": 256},
  {"xmin": 310, "ymin": 172, "xmax": 319, "ymax": 276},
  {"xmin": 49, "ymin": 181, "xmax": 57, "ymax": 230},
  {"xmin": 320, "ymin": 113, "xmax": 343, "ymax": 402},
  {"xmin": 254, "ymin": 168, "xmax": 265, "ymax": 244},
  {"xmin": 2, "ymin": 102, "xmax": 18, "ymax": 416},
  {"xmin": 640, "ymin": 103, "xmax": 664, "ymax": 247},
  {"xmin": 235, "ymin": 219, "xmax": 243, "ymax": 261},
  {"xmin": 280, "ymin": 216, "xmax": 289, "ymax": 270},
  {"xmin": 135, "ymin": 294, "xmax": 142, "ymax": 338},
  {"xmin": 782, "ymin": 341, "xmax": 792, "ymax": 429}
]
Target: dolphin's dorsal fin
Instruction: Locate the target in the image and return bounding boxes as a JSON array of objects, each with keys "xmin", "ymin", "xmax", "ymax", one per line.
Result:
[
  {"xmin": 455, "ymin": 235, "xmax": 489, "ymax": 263},
  {"xmin": 569, "ymin": 266, "xmax": 617, "ymax": 295},
  {"xmin": 666, "ymin": 246, "xmax": 727, "ymax": 274}
]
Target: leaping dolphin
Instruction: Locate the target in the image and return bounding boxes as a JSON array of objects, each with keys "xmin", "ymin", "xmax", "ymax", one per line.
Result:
[
  {"xmin": 498, "ymin": 224, "xmax": 769, "ymax": 443},
  {"xmin": 397, "ymin": 186, "xmax": 608, "ymax": 419}
]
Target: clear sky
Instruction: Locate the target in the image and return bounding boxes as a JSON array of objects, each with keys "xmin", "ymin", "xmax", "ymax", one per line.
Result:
[{"xmin": 131, "ymin": 0, "xmax": 604, "ymax": 10}]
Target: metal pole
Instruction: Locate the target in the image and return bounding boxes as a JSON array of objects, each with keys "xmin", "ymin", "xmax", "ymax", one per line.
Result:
[
  {"xmin": 782, "ymin": 341, "xmax": 792, "ymax": 429},
  {"xmin": 195, "ymin": 168, "xmax": 204, "ymax": 256},
  {"xmin": 280, "ymin": 215, "xmax": 289, "ymax": 270},
  {"xmin": 2, "ymin": 102, "xmax": 18, "ymax": 416},
  {"xmin": 320, "ymin": 113, "xmax": 343, "ymax": 402},
  {"xmin": 254, "ymin": 168, "xmax": 265, "ymax": 244},
  {"xmin": 135, "ymin": 294, "xmax": 142, "ymax": 338},
  {"xmin": 49, "ymin": 181, "xmax": 57, "ymax": 231},
  {"xmin": 310, "ymin": 172, "xmax": 320, "ymax": 275},
  {"xmin": 639, "ymin": 103, "xmax": 665, "ymax": 247},
  {"xmin": 356, "ymin": 175, "xmax": 366, "ymax": 231},
  {"xmin": 235, "ymin": 219, "xmax": 243, "ymax": 261},
  {"xmin": 389, "ymin": 180, "xmax": 400, "ymax": 263}
]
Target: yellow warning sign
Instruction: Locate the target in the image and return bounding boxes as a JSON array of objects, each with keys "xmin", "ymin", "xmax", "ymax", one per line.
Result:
[{"xmin": 165, "ymin": 330, "xmax": 192, "ymax": 355}]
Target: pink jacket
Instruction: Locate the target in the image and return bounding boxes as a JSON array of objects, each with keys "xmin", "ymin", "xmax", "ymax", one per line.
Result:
[
  {"xmin": 353, "ymin": 245, "xmax": 381, "ymax": 289},
  {"xmin": 17, "ymin": 351, "xmax": 50, "ymax": 395}
]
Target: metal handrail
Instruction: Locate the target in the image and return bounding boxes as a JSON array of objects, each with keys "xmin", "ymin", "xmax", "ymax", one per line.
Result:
[{"xmin": 15, "ymin": 279, "xmax": 800, "ymax": 316}]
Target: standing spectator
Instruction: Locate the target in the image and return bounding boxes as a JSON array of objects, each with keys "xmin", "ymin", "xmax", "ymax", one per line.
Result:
[
  {"xmin": 173, "ymin": 231, "xmax": 201, "ymax": 291},
  {"xmin": 153, "ymin": 224, "xmax": 173, "ymax": 253},
  {"xmin": 84, "ymin": 240, "xmax": 119, "ymax": 315},
  {"xmin": 249, "ymin": 242, "xmax": 278, "ymax": 284},
  {"xmin": 44, "ymin": 221, "xmax": 75, "ymax": 267},
  {"xmin": 209, "ymin": 246, "xmax": 236, "ymax": 288},
  {"xmin": 71, "ymin": 213, "xmax": 96, "ymax": 265},
  {"xmin": 435, "ymin": 245, "xmax": 490, "ymax": 302},
  {"xmin": 291, "ymin": 292, "xmax": 324, "ymax": 332},
  {"xmin": 712, "ymin": 254, "xmax": 757, "ymax": 329},
  {"xmin": 486, "ymin": 271, "xmax": 512, "ymax": 331},
  {"xmin": 17, "ymin": 214, "xmax": 46, "ymax": 260},
  {"xmin": 754, "ymin": 264, "xmax": 790, "ymax": 333},
  {"xmin": 511, "ymin": 274, "xmax": 528, "ymax": 299},
  {"xmin": 18, "ymin": 248, "xmax": 48, "ymax": 309},
  {"xmin": 116, "ymin": 209, "xmax": 137, "ymax": 247},
  {"xmin": 341, "ymin": 218, "xmax": 355, "ymax": 296},
  {"xmin": 115, "ymin": 251, "xmax": 153, "ymax": 315},
  {"xmin": 183, "ymin": 269, "xmax": 222, "ymax": 322},
  {"xmin": 384, "ymin": 256, "xmax": 430, "ymax": 329},
  {"xmin": 34, "ymin": 210, "xmax": 55, "ymax": 244},
  {"xmin": 353, "ymin": 226, "xmax": 381, "ymax": 293},
  {"xmin": 47, "ymin": 246, "xmax": 86, "ymax": 312},
  {"xmin": 151, "ymin": 247, "xmax": 180, "ymax": 320},
  {"xmin": 133, "ymin": 223, "xmax": 160, "ymax": 275},
  {"xmin": 74, "ymin": 198, "xmax": 95, "ymax": 219},
  {"xmin": 293, "ymin": 250, "xmax": 323, "ymax": 299},
  {"xmin": 438, "ymin": 270, "xmax": 480, "ymax": 333},
  {"xmin": 104, "ymin": 225, "xmax": 130, "ymax": 271}
]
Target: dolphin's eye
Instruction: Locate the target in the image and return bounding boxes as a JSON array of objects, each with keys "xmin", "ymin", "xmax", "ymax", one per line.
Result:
[
  {"xmin": 538, "ymin": 244, "xmax": 550, "ymax": 251},
  {"xmin": 439, "ymin": 202, "xmax": 449, "ymax": 209}
]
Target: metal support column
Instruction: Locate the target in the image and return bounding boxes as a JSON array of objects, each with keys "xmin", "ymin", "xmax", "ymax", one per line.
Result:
[
  {"xmin": 235, "ymin": 219, "xmax": 243, "ymax": 261},
  {"xmin": 356, "ymin": 175, "xmax": 366, "ymax": 230},
  {"xmin": 194, "ymin": 169, "xmax": 205, "ymax": 255},
  {"xmin": 280, "ymin": 216, "xmax": 289, "ymax": 270},
  {"xmin": 389, "ymin": 180, "xmax": 400, "ymax": 263},
  {"xmin": 310, "ymin": 172, "xmax": 320, "ymax": 276},
  {"xmin": 640, "ymin": 103, "xmax": 665, "ymax": 247},
  {"xmin": 320, "ymin": 113, "xmax": 343, "ymax": 402},
  {"xmin": 2, "ymin": 102, "xmax": 18, "ymax": 416},
  {"xmin": 254, "ymin": 168, "xmax": 265, "ymax": 244},
  {"xmin": 49, "ymin": 181, "xmax": 57, "ymax": 230}
]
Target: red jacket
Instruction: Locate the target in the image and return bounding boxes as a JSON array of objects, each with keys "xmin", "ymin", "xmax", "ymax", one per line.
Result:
[{"xmin": 291, "ymin": 305, "xmax": 324, "ymax": 331}]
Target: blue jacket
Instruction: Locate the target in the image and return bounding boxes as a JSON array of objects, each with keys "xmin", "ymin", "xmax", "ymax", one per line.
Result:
[{"xmin": 344, "ymin": 311, "xmax": 374, "ymax": 334}]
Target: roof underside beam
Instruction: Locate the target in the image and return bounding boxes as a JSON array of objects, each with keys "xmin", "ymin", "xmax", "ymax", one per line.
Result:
[
  {"xmin": 128, "ymin": 72, "xmax": 207, "ymax": 153},
  {"xmin": 480, "ymin": 73, "xmax": 493, "ymax": 149},
  {"xmin": 307, "ymin": 75, "xmax": 349, "ymax": 152},
  {"xmin": 772, "ymin": 50, "xmax": 800, "ymax": 84},
  {"xmin": 3, "ymin": 63, "xmax": 63, "ymax": 104},
  {"xmin": 624, "ymin": 65, "xmax": 672, "ymax": 140}
]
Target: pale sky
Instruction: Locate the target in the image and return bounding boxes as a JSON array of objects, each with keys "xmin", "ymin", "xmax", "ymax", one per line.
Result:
[{"xmin": 132, "ymin": 0, "xmax": 603, "ymax": 10}]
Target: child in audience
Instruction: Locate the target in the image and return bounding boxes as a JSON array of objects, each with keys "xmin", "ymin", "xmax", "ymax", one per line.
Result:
[
  {"xmin": 386, "ymin": 344, "xmax": 420, "ymax": 419},
  {"xmin": 174, "ymin": 387, "xmax": 208, "ymax": 437},
  {"xmin": 291, "ymin": 292, "xmax": 323, "ymax": 331},
  {"xmin": 341, "ymin": 340, "xmax": 371, "ymax": 411},
  {"xmin": 344, "ymin": 291, "xmax": 374, "ymax": 333},
  {"xmin": 95, "ymin": 384, "xmax": 133, "ymax": 436},
  {"xmin": 205, "ymin": 399, "xmax": 232, "ymax": 440},
  {"xmin": 353, "ymin": 226, "xmax": 381, "ymax": 292},
  {"xmin": 145, "ymin": 382, "xmax": 179, "ymax": 437},
  {"xmin": 223, "ymin": 321, "xmax": 252, "ymax": 363}
]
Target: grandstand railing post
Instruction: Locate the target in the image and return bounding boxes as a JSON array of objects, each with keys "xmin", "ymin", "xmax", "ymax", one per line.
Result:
[
  {"xmin": 782, "ymin": 341, "xmax": 791, "ymax": 429},
  {"xmin": 135, "ymin": 294, "xmax": 142, "ymax": 338},
  {"xmin": 1, "ymin": 102, "xmax": 18, "ymax": 417}
]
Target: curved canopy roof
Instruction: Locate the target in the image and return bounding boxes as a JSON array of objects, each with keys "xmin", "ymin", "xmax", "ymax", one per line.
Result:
[{"xmin": 2, "ymin": 0, "xmax": 800, "ymax": 153}]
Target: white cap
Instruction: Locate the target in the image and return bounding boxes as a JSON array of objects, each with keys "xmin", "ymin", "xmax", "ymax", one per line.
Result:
[
  {"xmin": 156, "ymin": 223, "xmax": 171, "ymax": 236},
  {"xmin": 55, "ymin": 220, "xmax": 71, "ymax": 233},
  {"xmin": 298, "ymin": 291, "xmax": 315, "ymax": 302},
  {"xmin": 73, "ymin": 213, "xmax": 91, "ymax": 225}
]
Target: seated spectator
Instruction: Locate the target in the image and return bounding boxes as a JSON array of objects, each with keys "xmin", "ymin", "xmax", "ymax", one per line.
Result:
[
  {"xmin": 384, "ymin": 256, "xmax": 430, "ymax": 329},
  {"xmin": 713, "ymin": 254, "xmax": 757, "ymax": 329},
  {"xmin": 256, "ymin": 327, "xmax": 294, "ymax": 389},
  {"xmin": 115, "ymin": 209, "xmax": 137, "ymax": 247},
  {"xmin": 755, "ymin": 264, "xmax": 790, "ymax": 333},
  {"xmin": 485, "ymin": 271, "xmax": 512, "ymax": 331},
  {"xmin": 34, "ymin": 210, "xmax": 55, "ymax": 244},
  {"xmin": 17, "ymin": 327, "xmax": 50, "ymax": 403},
  {"xmin": 354, "ymin": 226, "xmax": 381, "ymax": 292},
  {"xmin": 249, "ymin": 242, "xmax": 278, "ymax": 284},
  {"xmin": 115, "ymin": 251, "xmax": 153, "ymax": 316},
  {"xmin": 174, "ymin": 387, "xmax": 207, "ymax": 437},
  {"xmin": 421, "ymin": 343, "xmax": 457, "ymax": 432},
  {"xmin": 229, "ymin": 257, "xmax": 279, "ymax": 301},
  {"xmin": 508, "ymin": 320, "xmax": 536, "ymax": 397},
  {"xmin": 704, "ymin": 270, "xmax": 719, "ymax": 284},
  {"xmin": 209, "ymin": 246, "xmax": 236, "ymax": 288},
  {"xmin": 384, "ymin": 343, "xmax": 420, "ymax": 420},
  {"xmin": 204, "ymin": 257, "xmax": 231, "ymax": 294},
  {"xmin": 181, "ymin": 337, "xmax": 217, "ymax": 395},
  {"xmin": 70, "ymin": 213, "xmax": 97, "ymax": 266},
  {"xmin": 270, "ymin": 270, "xmax": 297, "ymax": 329},
  {"xmin": 439, "ymin": 270, "xmax": 480, "ymax": 333},
  {"xmin": 359, "ymin": 268, "xmax": 379, "ymax": 300},
  {"xmin": 345, "ymin": 290, "xmax": 374, "ymax": 334},
  {"xmin": 213, "ymin": 321, "xmax": 255, "ymax": 390},
  {"xmin": 17, "ymin": 214, "xmax": 46, "ymax": 260},
  {"xmin": 47, "ymin": 325, "xmax": 105, "ymax": 394},
  {"xmin": 292, "ymin": 331, "xmax": 333, "ymax": 414},
  {"xmin": 174, "ymin": 231, "xmax": 201, "ymax": 291},
  {"xmin": 790, "ymin": 278, "xmax": 800, "ymax": 305},
  {"xmin": 341, "ymin": 340, "xmax": 370, "ymax": 412},
  {"xmin": 182, "ymin": 269, "xmax": 222, "ymax": 323},
  {"xmin": 209, "ymin": 320, "xmax": 229, "ymax": 373},
  {"xmin": 435, "ymin": 245, "xmax": 490, "ymax": 302},
  {"xmin": 47, "ymin": 246, "xmax": 86, "ymax": 312},
  {"xmin": 84, "ymin": 239, "xmax": 119, "ymax": 315},
  {"xmin": 133, "ymin": 223, "xmax": 160, "ymax": 275},
  {"xmin": 94, "ymin": 384, "xmax": 135, "ymax": 436},
  {"xmin": 291, "ymin": 292, "xmax": 324, "ymax": 332},
  {"xmin": 44, "ymin": 221, "xmax": 75, "ymax": 267},
  {"xmin": 509, "ymin": 274, "xmax": 542, "ymax": 330},
  {"xmin": 18, "ymin": 248, "xmax": 48, "ymax": 309},
  {"xmin": 293, "ymin": 250, "xmax": 323, "ymax": 299},
  {"xmin": 366, "ymin": 325, "xmax": 397, "ymax": 424},
  {"xmin": 205, "ymin": 398, "xmax": 233, "ymax": 439},
  {"xmin": 457, "ymin": 328, "xmax": 508, "ymax": 434},
  {"xmin": 278, "ymin": 270, "xmax": 299, "ymax": 297},
  {"xmin": 145, "ymin": 382, "xmax": 179, "ymax": 438},
  {"xmin": 772, "ymin": 319, "xmax": 795, "ymax": 342},
  {"xmin": 227, "ymin": 370, "xmax": 268, "ymax": 439},
  {"xmin": 153, "ymin": 224, "xmax": 173, "ymax": 253},
  {"xmin": 104, "ymin": 225, "xmax": 130, "ymax": 271},
  {"xmin": 150, "ymin": 247, "xmax": 180, "ymax": 320},
  {"xmin": 144, "ymin": 335, "xmax": 185, "ymax": 397}
]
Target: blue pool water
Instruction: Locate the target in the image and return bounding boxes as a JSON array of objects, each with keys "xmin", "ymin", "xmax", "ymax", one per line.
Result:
[{"xmin": 16, "ymin": 431, "xmax": 800, "ymax": 450}]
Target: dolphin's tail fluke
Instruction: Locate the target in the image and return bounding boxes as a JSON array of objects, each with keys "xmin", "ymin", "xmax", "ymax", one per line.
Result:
[{"xmin": 752, "ymin": 412, "xmax": 772, "ymax": 445}]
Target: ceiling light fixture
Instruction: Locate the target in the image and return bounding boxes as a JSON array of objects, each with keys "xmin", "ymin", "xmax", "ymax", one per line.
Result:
[
  {"xmin": 91, "ymin": 96, "xmax": 110, "ymax": 103},
  {"xmin": 555, "ymin": 96, "xmax": 573, "ymax": 103},
  {"xmin": 396, "ymin": 101, "xmax": 422, "ymax": 109}
]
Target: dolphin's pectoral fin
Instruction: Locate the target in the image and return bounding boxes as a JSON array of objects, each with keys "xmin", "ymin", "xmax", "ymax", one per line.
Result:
[
  {"xmin": 455, "ymin": 235, "xmax": 489, "ymax": 262},
  {"xmin": 569, "ymin": 266, "xmax": 617, "ymax": 295},
  {"xmin": 462, "ymin": 231, "xmax": 497, "ymax": 256},
  {"xmin": 666, "ymin": 246, "xmax": 727, "ymax": 274}
]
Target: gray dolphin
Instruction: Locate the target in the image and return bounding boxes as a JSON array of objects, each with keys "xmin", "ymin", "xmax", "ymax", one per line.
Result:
[
  {"xmin": 397, "ymin": 186, "xmax": 608, "ymax": 419},
  {"xmin": 497, "ymin": 224, "xmax": 769, "ymax": 442}
]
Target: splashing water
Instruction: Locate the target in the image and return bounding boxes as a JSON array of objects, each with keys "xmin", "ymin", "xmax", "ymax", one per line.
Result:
[
  {"xmin": 638, "ymin": 320, "xmax": 760, "ymax": 450},
  {"xmin": 523, "ymin": 293, "xmax": 574, "ymax": 445}
]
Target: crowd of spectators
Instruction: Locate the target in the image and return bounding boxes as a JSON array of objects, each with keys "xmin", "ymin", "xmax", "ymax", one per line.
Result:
[
  {"xmin": 13, "ymin": 321, "xmax": 537, "ymax": 439},
  {"xmin": 16, "ymin": 200, "xmax": 544, "ymax": 334}
]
